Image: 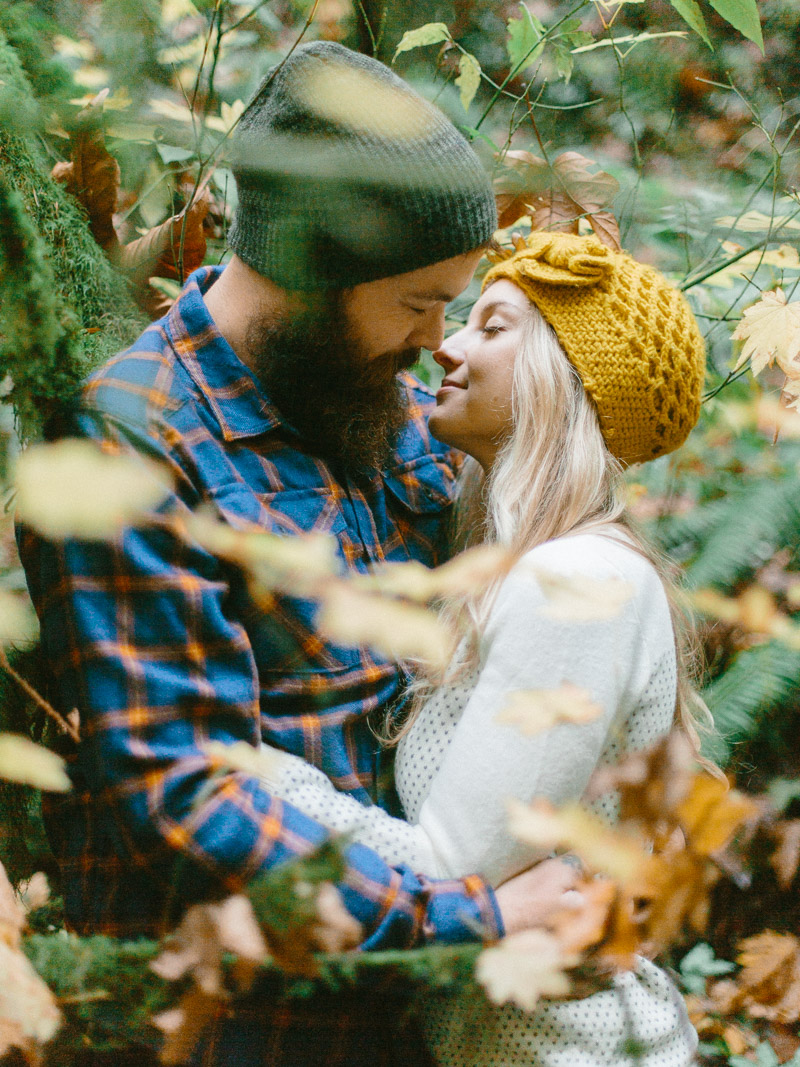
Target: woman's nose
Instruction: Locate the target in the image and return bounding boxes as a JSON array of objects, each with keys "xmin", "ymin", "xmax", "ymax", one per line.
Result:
[{"xmin": 432, "ymin": 332, "xmax": 466, "ymax": 373}]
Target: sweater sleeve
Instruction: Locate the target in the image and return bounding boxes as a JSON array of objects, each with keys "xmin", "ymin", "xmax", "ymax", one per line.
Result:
[
  {"xmin": 412, "ymin": 537, "xmax": 673, "ymax": 886},
  {"xmin": 257, "ymin": 748, "xmax": 449, "ymax": 876}
]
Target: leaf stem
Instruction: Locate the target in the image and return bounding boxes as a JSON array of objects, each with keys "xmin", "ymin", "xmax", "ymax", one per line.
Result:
[
  {"xmin": 0, "ymin": 646, "xmax": 80, "ymax": 743},
  {"xmin": 474, "ymin": 0, "xmax": 590, "ymax": 131}
]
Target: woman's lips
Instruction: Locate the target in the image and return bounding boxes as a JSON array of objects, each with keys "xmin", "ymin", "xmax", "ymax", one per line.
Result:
[{"xmin": 436, "ymin": 378, "xmax": 466, "ymax": 400}]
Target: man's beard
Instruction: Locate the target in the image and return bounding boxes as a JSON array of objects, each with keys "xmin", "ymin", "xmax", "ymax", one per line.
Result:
[{"xmin": 247, "ymin": 296, "xmax": 418, "ymax": 475}]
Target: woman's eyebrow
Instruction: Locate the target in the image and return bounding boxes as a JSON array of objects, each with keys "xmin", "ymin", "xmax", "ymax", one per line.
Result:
[{"xmin": 477, "ymin": 299, "xmax": 524, "ymax": 316}]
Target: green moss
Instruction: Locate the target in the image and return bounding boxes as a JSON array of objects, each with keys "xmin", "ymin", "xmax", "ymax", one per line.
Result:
[
  {"xmin": 0, "ymin": 26, "xmax": 145, "ymax": 440},
  {"xmin": 0, "ymin": 3, "xmax": 75, "ymax": 107}
]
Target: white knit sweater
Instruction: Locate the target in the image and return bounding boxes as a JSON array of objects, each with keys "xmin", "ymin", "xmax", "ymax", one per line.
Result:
[{"xmin": 261, "ymin": 533, "xmax": 697, "ymax": 1066}]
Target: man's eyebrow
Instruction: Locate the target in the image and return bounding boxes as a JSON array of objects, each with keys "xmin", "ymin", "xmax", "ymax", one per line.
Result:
[{"xmin": 406, "ymin": 289, "xmax": 461, "ymax": 304}]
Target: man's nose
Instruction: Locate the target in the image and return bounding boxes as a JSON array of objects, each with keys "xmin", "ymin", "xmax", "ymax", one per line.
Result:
[{"xmin": 407, "ymin": 306, "xmax": 446, "ymax": 353}]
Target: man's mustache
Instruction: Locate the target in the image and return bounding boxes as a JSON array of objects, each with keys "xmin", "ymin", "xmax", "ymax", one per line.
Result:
[{"xmin": 359, "ymin": 347, "xmax": 421, "ymax": 387}]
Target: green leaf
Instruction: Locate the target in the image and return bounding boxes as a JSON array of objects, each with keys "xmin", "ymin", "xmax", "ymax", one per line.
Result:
[
  {"xmin": 394, "ymin": 22, "xmax": 451, "ymax": 60},
  {"xmin": 667, "ymin": 0, "xmax": 713, "ymax": 48},
  {"xmin": 507, "ymin": 3, "xmax": 545, "ymax": 72},
  {"xmin": 679, "ymin": 943, "xmax": 736, "ymax": 992},
  {"xmin": 768, "ymin": 777, "xmax": 800, "ymax": 811},
  {"xmin": 155, "ymin": 143, "xmax": 195, "ymax": 164},
  {"xmin": 562, "ymin": 29, "xmax": 594, "ymax": 48},
  {"xmin": 456, "ymin": 52, "xmax": 481, "ymax": 112},
  {"xmin": 551, "ymin": 41, "xmax": 574, "ymax": 82},
  {"xmin": 707, "ymin": 0, "xmax": 763, "ymax": 51}
]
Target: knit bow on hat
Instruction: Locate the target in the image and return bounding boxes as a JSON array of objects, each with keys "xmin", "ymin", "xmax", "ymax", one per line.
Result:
[
  {"xmin": 483, "ymin": 232, "xmax": 706, "ymax": 466},
  {"xmin": 491, "ymin": 232, "xmax": 613, "ymax": 288}
]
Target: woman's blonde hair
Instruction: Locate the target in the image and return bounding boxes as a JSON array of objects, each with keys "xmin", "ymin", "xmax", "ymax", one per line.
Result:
[{"xmin": 390, "ymin": 293, "xmax": 713, "ymax": 757}]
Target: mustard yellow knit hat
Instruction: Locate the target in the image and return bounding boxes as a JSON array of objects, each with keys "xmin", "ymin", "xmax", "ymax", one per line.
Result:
[{"xmin": 483, "ymin": 232, "xmax": 705, "ymax": 466}]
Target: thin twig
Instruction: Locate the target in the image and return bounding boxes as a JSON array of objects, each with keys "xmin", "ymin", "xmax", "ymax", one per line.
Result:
[
  {"xmin": 0, "ymin": 646, "xmax": 80, "ymax": 743},
  {"xmin": 474, "ymin": 0, "xmax": 590, "ymax": 131}
]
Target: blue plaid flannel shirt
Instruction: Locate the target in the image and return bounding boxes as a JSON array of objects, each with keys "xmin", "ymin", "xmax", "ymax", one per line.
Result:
[{"xmin": 19, "ymin": 266, "xmax": 502, "ymax": 949}]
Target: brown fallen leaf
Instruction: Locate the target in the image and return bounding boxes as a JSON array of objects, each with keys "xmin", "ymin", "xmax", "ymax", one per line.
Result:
[
  {"xmin": 630, "ymin": 848, "xmax": 718, "ymax": 953},
  {"xmin": 118, "ymin": 182, "xmax": 211, "ymax": 286},
  {"xmin": 771, "ymin": 819, "xmax": 800, "ymax": 890},
  {"xmin": 0, "ymin": 940, "xmax": 61, "ymax": 1062},
  {"xmin": 153, "ymin": 987, "xmax": 224, "ymax": 1066},
  {"xmin": 151, "ymin": 895, "xmax": 269, "ymax": 996},
  {"xmin": 50, "ymin": 91, "xmax": 120, "ymax": 254},
  {"xmin": 0, "ymin": 859, "xmax": 24, "ymax": 949},
  {"xmin": 493, "ymin": 149, "xmax": 621, "ymax": 250},
  {"xmin": 494, "ymin": 149, "xmax": 548, "ymax": 229},
  {"xmin": 736, "ymin": 931, "xmax": 800, "ymax": 1023},
  {"xmin": 586, "ymin": 731, "xmax": 696, "ymax": 842},
  {"xmin": 51, "ymin": 98, "xmax": 215, "ymax": 319}
]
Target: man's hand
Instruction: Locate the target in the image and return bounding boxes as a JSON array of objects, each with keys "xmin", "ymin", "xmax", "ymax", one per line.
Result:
[{"xmin": 493, "ymin": 858, "xmax": 582, "ymax": 936}]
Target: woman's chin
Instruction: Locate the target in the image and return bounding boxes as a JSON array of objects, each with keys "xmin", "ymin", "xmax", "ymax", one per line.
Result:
[{"xmin": 428, "ymin": 410, "xmax": 457, "ymax": 448}]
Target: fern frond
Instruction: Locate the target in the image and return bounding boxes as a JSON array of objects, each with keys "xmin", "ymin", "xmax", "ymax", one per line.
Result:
[
  {"xmin": 701, "ymin": 639, "xmax": 800, "ymax": 764},
  {"xmin": 656, "ymin": 475, "xmax": 800, "ymax": 589}
]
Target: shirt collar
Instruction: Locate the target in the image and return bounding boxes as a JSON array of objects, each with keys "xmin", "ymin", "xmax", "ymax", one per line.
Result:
[{"xmin": 163, "ymin": 265, "xmax": 284, "ymax": 442}]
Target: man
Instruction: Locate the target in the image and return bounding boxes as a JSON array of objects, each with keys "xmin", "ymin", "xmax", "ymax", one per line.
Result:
[{"xmin": 19, "ymin": 40, "xmax": 500, "ymax": 1063}]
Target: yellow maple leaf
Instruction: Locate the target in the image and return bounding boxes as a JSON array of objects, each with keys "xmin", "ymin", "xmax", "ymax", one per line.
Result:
[
  {"xmin": 781, "ymin": 375, "xmax": 800, "ymax": 413},
  {"xmin": 528, "ymin": 567, "xmax": 635, "ymax": 623},
  {"xmin": 506, "ymin": 797, "xmax": 648, "ymax": 882},
  {"xmin": 731, "ymin": 288, "xmax": 800, "ymax": 377},
  {"xmin": 317, "ymin": 583, "xmax": 453, "ymax": 670},
  {"xmin": 475, "ymin": 929, "xmax": 576, "ymax": 1012}
]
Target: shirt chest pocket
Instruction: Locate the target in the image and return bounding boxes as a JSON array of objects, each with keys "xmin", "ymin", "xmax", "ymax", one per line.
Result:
[{"xmin": 381, "ymin": 455, "xmax": 458, "ymax": 567}]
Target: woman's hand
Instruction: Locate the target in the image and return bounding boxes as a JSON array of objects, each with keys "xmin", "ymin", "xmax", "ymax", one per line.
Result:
[{"xmin": 493, "ymin": 857, "xmax": 582, "ymax": 936}]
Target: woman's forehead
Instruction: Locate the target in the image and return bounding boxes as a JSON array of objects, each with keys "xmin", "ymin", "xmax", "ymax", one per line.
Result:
[{"xmin": 475, "ymin": 279, "xmax": 531, "ymax": 313}]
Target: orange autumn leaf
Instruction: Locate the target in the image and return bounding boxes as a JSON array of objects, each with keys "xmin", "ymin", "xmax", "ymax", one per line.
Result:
[
  {"xmin": 547, "ymin": 877, "xmax": 617, "ymax": 956},
  {"xmin": 51, "ymin": 97, "xmax": 215, "ymax": 319},
  {"xmin": 631, "ymin": 850, "xmax": 718, "ymax": 951},
  {"xmin": 676, "ymin": 774, "xmax": 759, "ymax": 856},
  {"xmin": 597, "ymin": 891, "xmax": 642, "ymax": 971},
  {"xmin": 586, "ymin": 731, "xmax": 696, "ymax": 841}
]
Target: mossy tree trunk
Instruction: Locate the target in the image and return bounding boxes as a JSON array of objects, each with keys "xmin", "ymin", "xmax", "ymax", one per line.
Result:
[{"xmin": 0, "ymin": 17, "xmax": 146, "ymax": 884}]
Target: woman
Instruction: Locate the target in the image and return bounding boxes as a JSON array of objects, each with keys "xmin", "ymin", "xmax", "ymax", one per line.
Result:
[{"xmin": 261, "ymin": 232, "xmax": 707, "ymax": 1065}]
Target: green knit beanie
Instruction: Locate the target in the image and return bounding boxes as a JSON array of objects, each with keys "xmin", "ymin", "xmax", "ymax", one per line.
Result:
[{"xmin": 227, "ymin": 42, "xmax": 497, "ymax": 291}]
